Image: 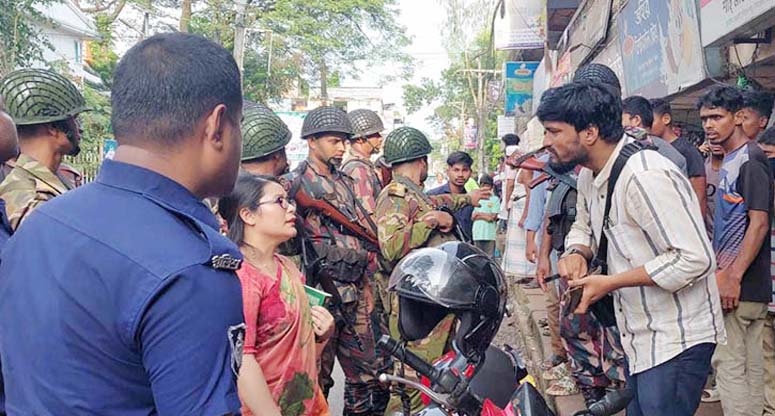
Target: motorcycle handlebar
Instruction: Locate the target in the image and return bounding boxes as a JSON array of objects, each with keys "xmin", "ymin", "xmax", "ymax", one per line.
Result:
[{"xmin": 378, "ymin": 335, "xmax": 441, "ymax": 383}]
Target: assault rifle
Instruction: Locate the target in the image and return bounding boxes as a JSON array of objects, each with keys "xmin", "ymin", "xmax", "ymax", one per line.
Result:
[{"xmin": 292, "ymin": 185, "xmax": 380, "ymax": 251}]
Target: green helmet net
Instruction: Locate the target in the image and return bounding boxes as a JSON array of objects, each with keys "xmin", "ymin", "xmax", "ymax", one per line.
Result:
[
  {"xmin": 241, "ymin": 102, "xmax": 292, "ymax": 161},
  {"xmin": 383, "ymin": 126, "xmax": 432, "ymax": 165},
  {"xmin": 0, "ymin": 68, "xmax": 88, "ymax": 126}
]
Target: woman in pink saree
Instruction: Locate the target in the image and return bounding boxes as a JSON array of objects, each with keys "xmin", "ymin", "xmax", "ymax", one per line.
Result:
[{"xmin": 219, "ymin": 174, "xmax": 334, "ymax": 416}]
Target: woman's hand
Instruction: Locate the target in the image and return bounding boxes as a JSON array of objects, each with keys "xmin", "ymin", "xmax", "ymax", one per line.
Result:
[{"xmin": 311, "ymin": 306, "xmax": 335, "ymax": 343}]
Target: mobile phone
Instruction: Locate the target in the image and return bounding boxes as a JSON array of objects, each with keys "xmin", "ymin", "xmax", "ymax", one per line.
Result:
[{"xmin": 562, "ymin": 286, "xmax": 584, "ymax": 317}]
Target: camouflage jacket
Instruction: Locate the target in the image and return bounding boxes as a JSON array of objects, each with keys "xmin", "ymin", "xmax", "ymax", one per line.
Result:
[
  {"xmin": 0, "ymin": 154, "xmax": 73, "ymax": 230},
  {"xmin": 284, "ymin": 160, "xmax": 377, "ymax": 303},
  {"xmin": 375, "ymin": 173, "xmax": 471, "ymax": 269},
  {"xmin": 341, "ymin": 154, "xmax": 382, "ymax": 220}
]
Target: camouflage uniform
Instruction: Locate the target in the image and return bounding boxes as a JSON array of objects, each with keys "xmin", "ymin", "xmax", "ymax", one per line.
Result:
[
  {"xmin": 557, "ymin": 278, "xmax": 626, "ymax": 389},
  {"xmin": 284, "ymin": 160, "xmax": 382, "ymax": 415},
  {"xmin": 0, "ymin": 154, "xmax": 73, "ymax": 230},
  {"xmin": 342, "ymin": 154, "xmax": 393, "ymax": 382},
  {"xmin": 0, "ymin": 68, "xmax": 87, "ymax": 230},
  {"xmin": 375, "ymin": 173, "xmax": 472, "ymax": 413}
]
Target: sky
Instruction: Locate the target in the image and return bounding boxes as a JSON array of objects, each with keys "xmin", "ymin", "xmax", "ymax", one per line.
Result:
[{"xmin": 341, "ymin": 0, "xmax": 451, "ymax": 136}]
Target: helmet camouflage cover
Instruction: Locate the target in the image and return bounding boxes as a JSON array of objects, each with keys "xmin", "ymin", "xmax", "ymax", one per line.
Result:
[
  {"xmin": 301, "ymin": 106, "xmax": 353, "ymax": 139},
  {"xmin": 347, "ymin": 108, "xmax": 384, "ymax": 140},
  {"xmin": 383, "ymin": 126, "xmax": 432, "ymax": 165},
  {"xmin": 241, "ymin": 102, "xmax": 292, "ymax": 161},
  {"xmin": 0, "ymin": 68, "xmax": 88, "ymax": 126}
]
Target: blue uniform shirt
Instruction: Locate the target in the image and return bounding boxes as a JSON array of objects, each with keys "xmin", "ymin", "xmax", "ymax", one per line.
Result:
[
  {"xmin": 0, "ymin": 198, "xmax": 11, "ymax": 413},
  {"xmin": 0, "ymin": 199, "xmax": 12, "ymax": 247},
  {"xmin": 0, "ymin": 160, "xmax": 245, "ymax": 415},
  {"xmin": 427, "ymin": 182, "xmax": 473, "ymax": 240}
]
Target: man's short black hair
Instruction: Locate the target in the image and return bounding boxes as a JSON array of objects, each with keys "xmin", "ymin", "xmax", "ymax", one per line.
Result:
[
  {"xmin": 478, "ymin": 174, "xmax": 494, "ymax": 186},
  {"xmin": 759, "ymin": 126, "xmax": 775, "ymax": 146},
  {"xmin": 696, "ymin": 85, "xmax": 744, "ymax": 113},
  {"xmin": 650, "ymin": 98, "xmax": 672, "ymax": 118},
  {"xmin": 111, "ymin": 32, "xmax": 242, "ymax": 145},
  {"xmin": 742, "ymin": 89, "xmax": 774, "ymax": 121},
  {"xmin": 501, "ymin": 133, "xmax": 520, "ymax": 146},
  {"xmin": 537, "ymin": 81, "xmax": 624, "ymax": 144},
  {"xmin": 447, "ymin": 151, "xmax": 473, "ymax": 168},
  {"xmin": 622, "ymin": 96, "xmax": 654, "ymax": 128}
]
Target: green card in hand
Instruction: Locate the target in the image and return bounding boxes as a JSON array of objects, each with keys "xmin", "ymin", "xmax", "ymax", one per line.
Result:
[{"xmin": 304, "ymin": 285, "xmax": 331, "ymax": 307}]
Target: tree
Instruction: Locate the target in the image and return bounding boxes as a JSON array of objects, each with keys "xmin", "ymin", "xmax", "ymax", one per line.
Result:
[
  {"xmin": 402, "ymin": 10, "xmax": 506, "ymax": 173},
  {"xmin": 261, "ymin": 0, "xmax": 412, "ymax": 102},
  {"xmin": 0, "ymin": 0, "xmax": 57, "ymax": 77}
]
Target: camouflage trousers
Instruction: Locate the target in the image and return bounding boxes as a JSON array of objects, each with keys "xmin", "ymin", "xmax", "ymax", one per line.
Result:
[
  {"xmin": 372, "ymin": 272, "xmax": 394, "ymax": 372},
  {"xmin": 557, "ymin": 279, "xmax": 626, "ymax": 389},
  {"xmin": 319, "ymin": 285, "xmax": 390, "ymax": 415},
  {"xmin": 384, "ymin": 291, "xmax": 456, "ymax": 415}
]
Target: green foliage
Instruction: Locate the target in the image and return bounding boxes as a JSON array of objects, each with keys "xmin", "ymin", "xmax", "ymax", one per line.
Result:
[
  {"xmin": 0, "ymin": 0, "xmax": 57, "ymax": 77},
  {"xmin": 86, "ymin": 13, "xmax": 119, "ymax": 87},
  {"xmin": 260, "ymin": 0, "xmax": 413, "ymax": 91},
  {"xmin": 65, "ymin": 83, "xmax": 111, "ymax": 180},
  {"xmin": 402, "ymin": 24, "xmax": 507, "ymax": 172}
]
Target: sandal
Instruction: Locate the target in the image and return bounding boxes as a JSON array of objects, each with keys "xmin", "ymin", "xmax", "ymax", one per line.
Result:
[
  {"xmin": 542, "ymin": 362, "xmax": 570, "ymax": 381},
  {"xmin": 701, "ymin": 387, "xmax": 720, "ymax": 403},
  {"xmin": 546, "ymin": 376, "xmax": 579, "ymax": 396}
]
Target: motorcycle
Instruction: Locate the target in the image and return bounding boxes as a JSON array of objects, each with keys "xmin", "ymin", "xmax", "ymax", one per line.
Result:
[
  {"xmin": 381, "ymin": 242, "xmax": 631, "ymax": 416},
  {"xmin": 377, "ymin": 336, "xmax": 631, "ymax": 416}
]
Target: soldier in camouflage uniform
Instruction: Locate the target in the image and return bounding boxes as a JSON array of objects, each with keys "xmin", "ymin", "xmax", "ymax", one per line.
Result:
[
  {"xmin": 0, "ymin": 69, "xmax": 87, "ymax": 230},
  {"xmin": 343, "ymin": 108, "xmax": 393, "ymax": 397},
  {"xmin": 374, "ymin": 127, "xmax": 490, "ymax": 413},
  {"xmin": 283, "ymin": 106, "xmax": 385, "ymax": 416},
  {"xmin": 241, "ymin": 102, "xmax": 292, "ymax": 177}
]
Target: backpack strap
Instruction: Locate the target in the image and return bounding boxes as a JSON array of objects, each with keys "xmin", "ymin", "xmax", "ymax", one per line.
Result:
[{"xmin": 596, "ymin": 141, "xmax": 655, "ymax": 272}]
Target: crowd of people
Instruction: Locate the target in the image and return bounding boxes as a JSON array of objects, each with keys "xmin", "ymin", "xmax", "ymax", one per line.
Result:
[
  {"xmin": 497, "ymin": 63, "xmax": 775, "ymax": 416},
  {"xmin": 0, "ymin": 31, "xmax": 774, "ymax": 416}
]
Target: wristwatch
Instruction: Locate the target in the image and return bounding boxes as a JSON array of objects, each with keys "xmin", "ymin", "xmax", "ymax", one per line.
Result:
[{"xmin": 561, "ymin": 247, "xmax": 588, "ymax": 260}]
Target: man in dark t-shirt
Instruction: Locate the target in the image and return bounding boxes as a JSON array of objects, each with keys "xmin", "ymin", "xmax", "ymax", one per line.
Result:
[
  {"xmin": 699, "ymin": 85, "xmax": 772, "ymax": 416},
  {"xmin": 652, "ymin": 98, "xmax": 708, "ymax": 217}
]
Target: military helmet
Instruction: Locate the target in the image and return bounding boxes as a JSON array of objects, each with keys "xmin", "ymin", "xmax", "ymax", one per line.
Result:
[
  {"xmin": 573, "ymin": 64, "xmax": 622, "ymax": 96},
  {"xmin": 347, "ymin": 108, "xmax": 384, "ymax": 140},
  {"xmin": 301, "ymin": 106, "xmax": 352, "ymax": 139},
  {"xmin": 383, "ymin": 126, "xmax": 432, "ymax": 165},
  {"xmin": 0, "ymin": 68, "xmax": 88, "ymax": 126},
  {"xmin": 241, "ymin": 102, "xmax": 291, "ymax": 161}
]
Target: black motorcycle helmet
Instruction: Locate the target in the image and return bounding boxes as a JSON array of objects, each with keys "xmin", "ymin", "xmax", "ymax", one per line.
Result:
[{"xmin": 389, "ymin": 241, "xmax": 507, "ymax": 361}]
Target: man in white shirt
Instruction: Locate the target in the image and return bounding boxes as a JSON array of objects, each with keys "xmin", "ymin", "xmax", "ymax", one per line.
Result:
[{"xmin": 543, "ymin": 81, "xmax": 725, "ymax": 416}]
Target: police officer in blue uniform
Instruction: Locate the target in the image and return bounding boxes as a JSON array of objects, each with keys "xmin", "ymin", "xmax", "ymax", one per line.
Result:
[{"xmin": 0, "ymin": 33, "xmax": 245, "ymax": 415}]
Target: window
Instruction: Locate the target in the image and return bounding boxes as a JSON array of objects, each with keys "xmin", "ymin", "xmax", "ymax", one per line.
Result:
[{"xmin": 74, "ymin": 41, "xmax": 82, "ymax": 64}]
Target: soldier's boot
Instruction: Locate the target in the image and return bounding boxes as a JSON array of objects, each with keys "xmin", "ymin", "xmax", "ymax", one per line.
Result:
[
  {"xmin": 580, "ymin": 386, "xmax": 607, "ymax": 408},
  {"xmin": 338, "ymin": 296, "xmax": 383, "ymax": 415}
]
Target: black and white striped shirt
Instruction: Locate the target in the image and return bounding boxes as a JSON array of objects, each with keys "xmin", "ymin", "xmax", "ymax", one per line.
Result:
[{"xmin": 566, "ymin": 136, "xmax": 726, "ymax": 375}]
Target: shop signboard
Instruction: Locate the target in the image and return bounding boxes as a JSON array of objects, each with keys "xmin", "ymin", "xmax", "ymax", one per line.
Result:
[
  {"xmin": 494, "ymin": 0, "xmax": 546, "ymax": 50},
  {"xmin": 701, "ymin": 0, "xmax": 775, "ymax": 47},
  {"xmin": 618, "ymin": 0, "xmax": 705, "ymax": 98},
  {"xmin": 504, "ymin": 61, "xmax": 540, "ymax": 116},
  {"xmin": 276, "ymin": 111, "xmax": 308, "ymax": 168}
]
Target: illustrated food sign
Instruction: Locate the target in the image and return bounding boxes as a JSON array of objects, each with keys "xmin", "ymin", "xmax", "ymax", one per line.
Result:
[
  {"xmin": 504, "ymin": 61, "xmax": 540, "ymax": 117},
  {"xmin": 618, "ymin": 0, "xmax": 704, "ymax": 98}
]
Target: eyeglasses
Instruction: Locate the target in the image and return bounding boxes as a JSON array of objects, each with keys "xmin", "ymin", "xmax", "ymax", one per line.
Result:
[{"xmin": 257, "ymin": 196, "xmax": 295, "ymax": 210}]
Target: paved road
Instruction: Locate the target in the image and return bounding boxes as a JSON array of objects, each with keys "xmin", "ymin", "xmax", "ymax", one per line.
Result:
[
  {"xmin": 520, "ymin": 286, "xmax": 723, "ymax": 416},
  {"xmin": 327, "ymin": 361, "xmax": 346, "ymax": 415}
]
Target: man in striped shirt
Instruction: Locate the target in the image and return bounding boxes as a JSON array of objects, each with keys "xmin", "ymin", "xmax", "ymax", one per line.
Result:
[{"xmin": 542, "ymin": 81, "xmax": 725, "ymax": 416}]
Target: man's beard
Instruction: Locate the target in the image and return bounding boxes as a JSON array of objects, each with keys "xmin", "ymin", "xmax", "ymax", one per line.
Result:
[
  {"xmin": 328, "ymin": 157, "xmax": 343, "ymax": 169},
  {"xmin": 547, "ymin": 160, "xmax": 577, "ymax": 174},
  {"xmin": 548, "ymin": 150, "xmax": 586, "ymax": 175}
]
